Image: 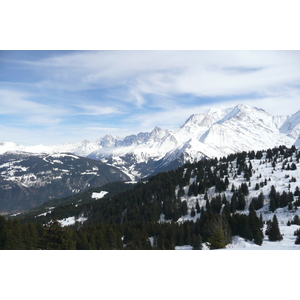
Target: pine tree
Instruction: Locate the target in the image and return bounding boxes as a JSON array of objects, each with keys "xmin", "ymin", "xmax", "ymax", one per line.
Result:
[
  {"xmin": 196, "ymin": 200, "xmax": 200, "ymax": 214},
  {"xmin": 268, "ymin": 215, "xmax": 283, "ymax": 242},
  {"xmin": 224, "ymin": 176, "xmax": 229, "ymax": 188},
  {"xmin": 190, "ymin": 206, "xmax": 196, "ymax": 217},
  {"xmin": 294, "ymin": 186, "xmax": 300, "ymax": 196},
  {"xmin": 236, "ymin": 193, "xmax": 246, "ymax": 211},
  {"xmin": 181, "ymin": 200, "xmax": 188, "ymax": 216},
  {"xmin": 206, "ymin": 226, "xmax": 228, "ymax": 250},
  {"xmin": 192, "ymin": 234, "xmax": 202, "ymax": 250},
  {"xmin": 279, "ymin": 191, "xmax": 288, "ymax": 208},
  {"xmin": 203, "ymin": 214, "xmax": 231, "ymax": 249},
  {"xmin": 40, "ymin": 219, "xmax": 76, "ymax": 250},
  {"xmin": 248, "ymin": 203, "xmax": 263, "ymax": 245},
  {"xmin": 269, "ymin": 185, "xmax": 278, "ymax": 212},
  {"xmin": 3, "ymin": 219, "xmax": 25, "ymax": 250},
  {"xmin": 269, "ymin": 197, "xmax": 277, "ymax": 213},
  {"xmin": 230, "ymin": 193, "xmax": 237, "ymax": 213}
]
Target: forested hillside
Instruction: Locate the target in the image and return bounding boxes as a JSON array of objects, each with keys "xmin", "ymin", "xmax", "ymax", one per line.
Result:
[
  {"xmin": 1, "ymin": 145, "xmax": 300, "ymax": 250},
  {"xmin": 0, "ymin": 152, "xmax": 130, "ymax": 213}
]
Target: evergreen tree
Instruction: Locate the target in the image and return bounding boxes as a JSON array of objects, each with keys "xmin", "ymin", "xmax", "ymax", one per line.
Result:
[
  {"xmin": 190, "ymin": 206, "xmax": 196, "ymax": 217},
  {"xmin": 279, "ymin": 191, "xmax": 288, "ymax": 208},
  {"xmin": 196, "ymin": 200, "xmax": 201, "ymax": 214},
  {"xmin": 224, "ymin": 176, "xmax": 229, "ymax": 188},
  {"xmin": 269, "ymin": 185, "xmax": 278, "ymax": 212},
  {"xmin": 236, "ymin": 193, "xmax": 246, "ymax": 211},
  {"xmin": 269, "ymin": 197, "xmax": 277, "ymax": 213},
  {"xmin": 241, "ymin": 183, "xmax": 249, "ymax": 196},
  {"xmin": 267, "ymin": 215, "xmax": 283, "ymax": 242},
  {"xmin": 192, "ymin": 234, "xmax": 202, "ymax": 250},
  {"xmin": 40, "ymin": 219, "xmax": 76, "ymax": 250},
  {"xmin": 3, "ymin": 219, "xmax": 25, "ymax": 250},
  {"xmin": 206, "ymin": 226, "xmax": 228, "ymax": 250},
  {"xmin": 230, "ymin": 193, "xmax": 237, "ymax": 213},
  {"xmin": 248, "ymin": 203, "xmax": 263, "ymax": 245},
  {"xmin": 202, "ymin": 213, "xmax": 231, "ymax": 248},
  {"xmin": 257, "ymin": 192, "xmax": 264, "ymax": 209},
  {"xmin": 294, "ymin": 186, "xmax": 300, "ymax": 196},
  {"xmin": 181, "ymin": 200, "xmax": 188, "ymax": 216}
]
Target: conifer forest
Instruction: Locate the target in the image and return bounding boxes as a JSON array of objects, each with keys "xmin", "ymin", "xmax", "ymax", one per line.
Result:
[{"xmin": 1, "ymin": 145, "xmax": 300, "ymax": 250}]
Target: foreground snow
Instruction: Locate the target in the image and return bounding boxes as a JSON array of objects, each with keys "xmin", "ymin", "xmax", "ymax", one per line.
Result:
[
  {"xmin": 175, "ymin": 224, "xmax": 300, "ymax": 250},
  {"xmin": 225, "ymin": 224, "xmax": 300, "ymax": 250}
]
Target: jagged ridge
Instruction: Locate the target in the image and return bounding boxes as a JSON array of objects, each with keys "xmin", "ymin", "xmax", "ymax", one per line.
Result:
[{"xmin": 1, "ymin": 104, "xmax": 299, "ymax": 180}]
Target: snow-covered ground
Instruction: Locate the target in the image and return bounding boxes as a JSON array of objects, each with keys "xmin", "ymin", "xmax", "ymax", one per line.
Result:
[
  {"xmin": 176, "ymin": 224, "xmax": 300, "ymax": 250},
  {"xmin": 91, "ymin": 191, "xmax": 108, "ymax": 199},
  {"xmin": 225, "ymin": 224, "xmax": 300, "ymax": 250},
  {"xmin": 57, "ymin": 215, "xmax": 88, "ymax": 227},
  {"xmin": 175, "ymin": 245, "xmax": 193, "ymax": 250},
  {"xmin": 174, "ymin": 148, "xmax": 300, "ymax": 250}
]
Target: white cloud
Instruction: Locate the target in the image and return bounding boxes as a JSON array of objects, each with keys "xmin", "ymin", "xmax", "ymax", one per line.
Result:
[
  {"xmin": 0, "ymin": 89, "xmax": 68, "ymax": 125},
  {"xmin": 73, "ymin": 104, "xmax": 122, "ymax": 116},
  {"xmin": 2, "ymin": 51, "xmax": 300, "ymax": 145},
  {"xmin": 17, "ymin": 51, "xmax": 300, "ymax": 112}
]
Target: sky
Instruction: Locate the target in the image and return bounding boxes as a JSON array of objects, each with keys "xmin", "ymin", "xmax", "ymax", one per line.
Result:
[{"xmin": 1, "ymin": 50, "xmax": 300, "ymax": 145}]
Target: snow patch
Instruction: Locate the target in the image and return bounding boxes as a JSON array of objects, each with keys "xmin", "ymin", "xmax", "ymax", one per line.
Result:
[
  {"xmin": 91, "ymin": 191, "xmax": 108, "ymax": 199},
  {"xmin": 57, "ymin": 215, "xmax": 88, "ymax": 227}
]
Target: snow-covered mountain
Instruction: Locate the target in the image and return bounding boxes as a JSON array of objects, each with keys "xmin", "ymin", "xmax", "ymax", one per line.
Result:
[
  {"xmin": 1, "ymin": 104, "xmax": 299, "ymax": 179},
  {"xmin": 0, "ymin": 152, "xmax": 129, "ymax": 213}
]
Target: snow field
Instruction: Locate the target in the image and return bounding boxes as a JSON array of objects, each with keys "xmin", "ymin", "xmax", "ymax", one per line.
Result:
[
  {"xmin": 57, "ymin": 215, "xmax": 88, "ymax": 227},
  {"xmin": 91, "ymin": 191, "xmax": 109, "ymax": 199},
  {"xmin": 174, "ymin": 148, "xmax": 300, "ymax": 249}
]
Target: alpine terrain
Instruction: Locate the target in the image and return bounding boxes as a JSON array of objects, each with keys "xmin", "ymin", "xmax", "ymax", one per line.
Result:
[
  {"xmin": 0, "ymin": 152, "xmax": 129, "ymax": 213},
  {"xmin": 1, "ymin": 104, "xmax": 299, "ymax": 181},
  {"xmin": 3, "ymin": 145, "xmax": 300, "ymax": 250}
]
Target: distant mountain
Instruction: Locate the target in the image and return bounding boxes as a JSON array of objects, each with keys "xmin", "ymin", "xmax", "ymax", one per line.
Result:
[
  {"xmin": 1, "ymin": 104, "xmax": 300, "ymax": 180},
  {"xmin": 0, "ymin": 152, "xmax": 129, "ymax": 213}
]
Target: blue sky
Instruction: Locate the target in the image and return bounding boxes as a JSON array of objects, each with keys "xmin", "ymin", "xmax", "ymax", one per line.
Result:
[{"xmin": 1, "ymin": 50, "xmax": 300, "ymax": 145}]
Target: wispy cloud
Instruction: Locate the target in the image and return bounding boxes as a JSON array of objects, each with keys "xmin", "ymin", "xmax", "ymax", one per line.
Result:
[
  {"xmin": 73, "ymin": 104, "xmax": 122, "ymax": 116},
  {"xmin": 0, "ymin": 89, "xmax": 66, "ymax": 125},
  {"xmin": 16, "ymin": 50, "xmax": 300, "ymax": 106}
]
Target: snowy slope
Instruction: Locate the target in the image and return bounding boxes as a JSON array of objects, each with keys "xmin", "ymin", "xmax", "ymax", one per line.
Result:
[
  {"xmin": 42, "ymin": 145, "xmax": 300, "ymax": 250},
  {"xmin": 280, "ymin": 110, "xmax": 300, "ymax": 139},
  {"xmin": 173, "ymin": 146, "xmax": 300, "ymax": 250},
  {"xmin": 0, "ymin": 152, "xmax": 129, "ymax": 213},
  {"xmin": 176, "ymin": 224, "xmax": 300, "ymax": 250},
  {"xmin": 86, "ymin": 104, "xmax": 299, "ymax": 178}
]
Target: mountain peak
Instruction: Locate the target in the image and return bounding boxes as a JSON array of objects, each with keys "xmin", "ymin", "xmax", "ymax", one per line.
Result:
[
  {"xmin": 148, "ymin": 127, "xmax": 169, "ymax": 143},
  {"xmin": 1, "ymin": 104, "xmax": 300, "ymax": 180},
  {"xmin": 180, "ymin": 113, "xmax": 207, "ymax": 128},
  {"xmin": 99, "ymin": 134, "xmax": 118, "ymax": 148},
  {"xmin": 151, "ymin": 126, "xmax": 164, "ymax": 133}
]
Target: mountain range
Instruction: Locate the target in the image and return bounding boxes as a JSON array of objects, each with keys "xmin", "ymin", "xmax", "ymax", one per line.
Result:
[
  {"xmin": 0, "ymin": 152, "xmax": 129, "ymax": 213},
  {"xmin": 1, "ymin": 104, "xmax": 300, "ymax": 180}
]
